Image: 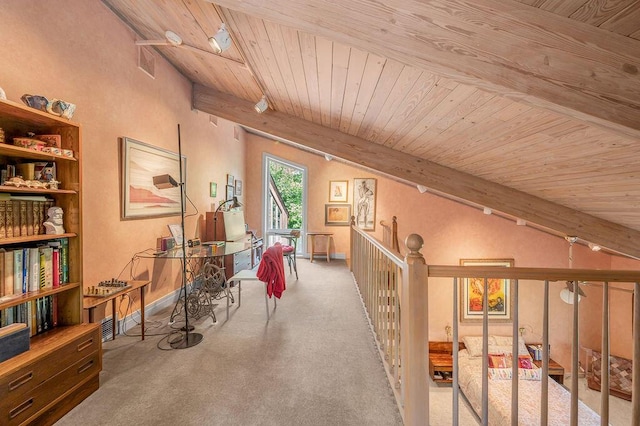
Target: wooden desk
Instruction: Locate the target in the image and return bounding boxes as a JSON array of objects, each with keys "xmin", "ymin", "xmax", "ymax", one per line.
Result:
[
  {"xmin": 83, "ymin": 280, "xmax": 149, "ymax": 341},
  {"xmin": 307, "ymin": 232, "xmax": 333, "ymax": 262}
]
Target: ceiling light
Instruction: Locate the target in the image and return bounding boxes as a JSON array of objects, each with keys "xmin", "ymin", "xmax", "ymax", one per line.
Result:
[
  {"xmin": 417, "ymin": 185, "xmax": 428, "ymax": 194},
  {"xmin": 254, "ymin": 96, "xmax": 268, "ymax": 113},
  {"xmin": 483, "ymin": 207, "xmax": 492, "ymax": 215},
  {"xmin": 588, "ymin": 242, "xmax": 601, "ymax": 252},
  {"xmin": 324, "ymin": 154, "xmax": 333, "ymax": 161},
  {"xmin": 516, "ymin": 218, "xmax": 526, "ymax": 226},
  {"xmin": 208, "ymin": 23, "xmax": 231, "ymax": 54}
]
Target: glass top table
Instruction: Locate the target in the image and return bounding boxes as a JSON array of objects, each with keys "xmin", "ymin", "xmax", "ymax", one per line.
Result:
[
  {"xmin": 138, "ymin": 241, "xmax": 253, "ymax": 324},
  {"xmin": 140, "ymin": 241, "xmax": 253, "ymax": 259}
]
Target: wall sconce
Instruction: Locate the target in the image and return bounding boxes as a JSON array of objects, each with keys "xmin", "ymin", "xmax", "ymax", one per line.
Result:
[
  {"xmin": 483, "ymin": 207, "xmax": 492, "ymax": 215},
  {"xmin": 208, "ymin": 23, "xmax": 232, "ymax": 54},
  {"xmin": 254, "ymin": 96, "xmax": 268, "ymax": 113},
  {"xmin": 416, "ymin": 184, "xmax": 428, "ymax": 194}
]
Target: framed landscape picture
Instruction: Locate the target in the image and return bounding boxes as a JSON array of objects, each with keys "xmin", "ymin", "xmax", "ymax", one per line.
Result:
[
  {"xmin": 353, "ymin": 178, "xmax": 376, "ymax": 230},
  {"xmin": 226, "ymin": 184, "xmax": 234, "ymax": 201},
  {"xmin": 459, "ymin": 258, "xmax": 514, "ymax": 323},
  {"xmin": 235, "ymin": 179, "xmax": 243, "ymax": 196},
  {"xmin": 329, "ymin": 180, "xmax": 348, "ymax": 202},
  {"xmin": 120, "ymin": 137, "xmax": 186, "ymax": 219},
  {"xmin": 210, "ymin": 182, "xmax": 217, "ymax": 198},
  {"xmin": 325, "ymin": 204, "xmax": 351, "ymax": 226}
]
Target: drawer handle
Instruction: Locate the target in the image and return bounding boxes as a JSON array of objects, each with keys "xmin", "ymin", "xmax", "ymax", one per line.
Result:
[
  {"xmin": 77, "ymin": 338, "xmax": 94, "ymax": 352},
  {"xmin": 9, "ymin": 398, "xmax": 33, "ymax": 419},
  {"xmin": 77, "ymin": 360, "xmax": 94, "ymax": 374},
  {"xmin": 9, "ymin": 372, "xmax": 33, "ymax": 391}
]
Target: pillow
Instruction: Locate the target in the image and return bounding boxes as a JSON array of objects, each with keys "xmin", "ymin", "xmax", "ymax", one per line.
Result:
[
  {"xmin": 491, "ymin": 335, "xmax": 529, "ymax": 355},
  {"xmin": 462, "ymin": 335, "xmax": 497, "ymax": 357},
  {"xmin": 487, "ymin": 353, "xmax": 534, "ymax": 369},
  {"xmin": 488, "ymin": 367, "xmax": 542, "ymax": 381}
]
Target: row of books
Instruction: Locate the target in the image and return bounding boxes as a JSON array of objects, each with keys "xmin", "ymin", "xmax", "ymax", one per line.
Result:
[
  {"xmin": 0, "ymin": 295, "xmax": 57, "ymax": 336},
  {"xmin": 0, "ymin": 196, "xmax": 56, "ymax": 239},
  {"xmin": 0, "ymin": 238, "xmax": 69, "ymax": 298}
]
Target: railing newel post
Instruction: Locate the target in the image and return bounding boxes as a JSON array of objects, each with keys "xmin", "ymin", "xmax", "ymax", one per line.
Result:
[{"xmin": 401, "ymin": 233, "xmax": 428, "ymax": 426}]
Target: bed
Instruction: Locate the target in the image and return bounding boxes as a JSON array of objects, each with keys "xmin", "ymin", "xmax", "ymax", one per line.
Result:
[{"xmin": 457, "ymin": 336, "xmax": 602, "ymax": 426}]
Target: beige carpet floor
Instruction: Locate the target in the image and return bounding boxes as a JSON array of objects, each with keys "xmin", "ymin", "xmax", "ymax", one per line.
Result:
[{"xmin": 56, "ymin": 258, "xmax": 403, "ymax": 426}]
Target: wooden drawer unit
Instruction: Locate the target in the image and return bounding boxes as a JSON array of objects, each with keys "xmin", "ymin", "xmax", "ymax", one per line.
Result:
[{"xmin": 0, "ymin": 324, "xmax": 101, "ymax": 425}]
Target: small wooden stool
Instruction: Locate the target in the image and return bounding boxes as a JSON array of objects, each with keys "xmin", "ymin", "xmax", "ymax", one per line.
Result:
[{"xmin": 307, "ymin": 232, "xmax": 334, "ymax": 263}]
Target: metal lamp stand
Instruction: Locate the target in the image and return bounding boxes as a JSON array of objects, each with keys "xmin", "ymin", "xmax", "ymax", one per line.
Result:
[{"xmin": 171, "ymin": 124, "xmax": 203, "ymax": 349}]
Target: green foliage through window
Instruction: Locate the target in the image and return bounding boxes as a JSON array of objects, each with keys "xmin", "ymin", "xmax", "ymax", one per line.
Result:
[{"xmin": 269, "ymin": 162, "xmax": 303, "ymax": 229}]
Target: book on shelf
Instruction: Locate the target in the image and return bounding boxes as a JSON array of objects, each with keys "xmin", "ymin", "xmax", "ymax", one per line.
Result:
[
  {"xmin": 0, "ymin": 200, "xmax": 6, "ymax": 239},
  {"xmin": 39, "ymin": 246, "xmax": 53, "ymax": 290},
  {"xmin": 51, "ymin": 247, "xmax": 60, "ymax": 288},
  {"xmin": 11, "ymin": 199, "xmax": 19, "ymax": 238},
  {"xmin": 19, "ymin": 200, "xmax": 27, "ymax": 237},
  {"xmin": 13, "ymin": 248, "xmax": 23, "ymax": 294},
  {"xmin": 49, "ymin": 238, "xmax": 69, "ymax": 284},
  {"xmin": 3, "ymin": 249, "xmax": 13, "ymax": 297},
  {"xmin": 28, "ymin": 247, "xmax": 39, "ymax": 292},
  {"xmin": 21, "ymin": 247, "xmax": 28, "ymax": 293},
  {"xmin": 5, "ymin": 199, "xmax": 13, "ymax": 238}
]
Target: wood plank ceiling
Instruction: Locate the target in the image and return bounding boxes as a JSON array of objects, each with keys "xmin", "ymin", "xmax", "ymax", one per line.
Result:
[{"xmin": 102, "ymin": 0, "xmax": 640, "ymax": 258}]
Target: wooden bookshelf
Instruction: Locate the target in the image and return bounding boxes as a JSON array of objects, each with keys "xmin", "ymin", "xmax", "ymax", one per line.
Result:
[{"xmin": 0, "ymin": 99, "xmax": 100, "ymax": 425}]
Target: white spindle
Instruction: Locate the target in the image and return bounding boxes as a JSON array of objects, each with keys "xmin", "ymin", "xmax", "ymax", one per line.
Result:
[
  {"xmin": 601, "ymin": 282, "xmax": 609, "ymax": 425},
  {"xmin": 571, "ymin": 282, "xmax": 579, "ymax": 426},
  {"xmin": 453, "ymin": 277, "xmax": 459, "ymax": 426},
  {"xmin": 511, "ymin": 279, "xmax": 519, "ymax": 426},
  {"xmin": 482, "ymin": 278, "xmax": 489, "ymax": 425},
  {"xmin": 541, "ymin": 281, "xmax": 549, "ymax": 426},
  {"xmin": 632, "ymin": 282, "xmax": 640, "ymax": 424}
]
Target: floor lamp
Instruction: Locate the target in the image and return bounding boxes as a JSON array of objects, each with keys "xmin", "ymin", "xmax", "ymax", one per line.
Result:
[{"xmin": 152, "ymin": 124, "xmax": 203, "ymax": 349}]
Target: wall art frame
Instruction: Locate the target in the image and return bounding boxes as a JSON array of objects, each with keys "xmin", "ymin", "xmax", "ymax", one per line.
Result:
[
  {"xmin": 329, "ymin": 180, "xmax": 348, "ymax": 202},
  {"xmin": 353, "ymin": 178, "xmax": 376, "ymax": 231},
  {"xmin": 120, "ymin": 137, "xmax": 186, "ymax": 219},
  {"xmin": 459, "ymin": 258, "xmax": 514, "ymax": 323},
  {"xmin": 325, "ymin": 203, "xmax": 351, "ymax": 226}
]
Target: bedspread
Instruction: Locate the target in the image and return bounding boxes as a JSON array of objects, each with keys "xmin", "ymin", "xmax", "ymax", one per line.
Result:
[{"xmin": 458, "ymin": 351, "xmax": 602, "ymax": 426}]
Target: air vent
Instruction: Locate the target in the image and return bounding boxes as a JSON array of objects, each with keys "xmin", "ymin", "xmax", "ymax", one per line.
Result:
[{"xmin": 101, "ymin": 317, "xmax": 114, "ymax": 342}]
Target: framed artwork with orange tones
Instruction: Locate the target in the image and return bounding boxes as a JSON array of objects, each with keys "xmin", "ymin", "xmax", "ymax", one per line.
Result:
[{"xmin": 459, "ymin": 258, "xmax": 513, "ymax": 323}]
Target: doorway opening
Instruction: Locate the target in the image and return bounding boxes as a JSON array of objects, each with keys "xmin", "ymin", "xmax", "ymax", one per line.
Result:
[{"xmin": 262, "ymin": 154, "xmax": 307, "ymax": 254}]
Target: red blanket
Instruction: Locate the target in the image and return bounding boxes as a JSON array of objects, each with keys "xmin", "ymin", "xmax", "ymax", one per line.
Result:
[{"xmin": 257, "ymin": 242, "xmax": 286, "ymax": 298}]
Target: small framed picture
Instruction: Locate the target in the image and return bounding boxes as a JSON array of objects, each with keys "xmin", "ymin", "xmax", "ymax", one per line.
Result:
[
  {"xmin": 459, "ymin": 258, "xmax": 514, "ymax": 323},
  {"xmin": 210, "ymin": 182, "xmax": 217, "ymax": 198},
  {"xmin": 329, "ymin": 180, "xmax": 348, "ymax": 202},
  {"xmin": 325, "ymin": 204, "xmax": 351, "ymax": 226},
  {"xmin": 235, "ymin": 179, "xmax": 243, "ymax": 196},
  {"xmin": 227, "ymin": 174, "xmax": 234, "ymax": 186},
  {"xmin": 226, "ymin": 184, "xmax": 234, "ymax": 201}
]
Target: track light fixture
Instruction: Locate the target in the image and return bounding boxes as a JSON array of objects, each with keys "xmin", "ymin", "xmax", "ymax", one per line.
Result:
[
  {"xmin": 516, "ymin": 218, "xmax": 526, "ymax": 226},
  {"xmin": 416, "ymin": 185, "xmax": 428, "ymax": 194},
  {"xmin": 588, "ymin": 242, "xmax": 601, "ymax": 252},
  {"xmin": 324, "ymin": 154, "xmax": 333, "ymax": 161},
  {"xmin": 254, "ymin": 96, "xmax": 268, "ymax": 113},
  {"xmin": 208, "ymin": 23, "xmax": 232, "ymax": 54},
  {"xmin": 483, "ymin": 207, "xmax": 492, "ymax": 215}
]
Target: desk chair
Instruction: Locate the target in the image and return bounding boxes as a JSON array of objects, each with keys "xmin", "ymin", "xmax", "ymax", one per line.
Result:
[
  {"xmin": 226, "ymin": 243, "xmax": 285, "ymax": 320},
  {"xmin": 280, "ymin": 230, "xmax": 300, "ymax": 279}
]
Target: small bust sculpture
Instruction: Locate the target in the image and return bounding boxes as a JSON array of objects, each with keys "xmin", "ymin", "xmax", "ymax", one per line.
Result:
[{"xmin": 43, "ymin": 206, "xmax": 65, "ymax": 235}]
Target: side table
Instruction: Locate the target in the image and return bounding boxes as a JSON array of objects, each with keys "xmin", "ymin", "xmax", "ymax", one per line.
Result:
[
  {"xmin": 533, "ymin": 358, "xmax": 565, "ymax": 384},
  {"xmin": 307, "ymin": 232, "xmax": 334, "ymax": 262}
]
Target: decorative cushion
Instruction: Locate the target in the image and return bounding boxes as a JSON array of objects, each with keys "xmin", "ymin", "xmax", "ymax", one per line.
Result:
[
  {"xmin": 281, "ymin": 245, "xmax": 294, "ymax": 253},
  {"xmin": 487, "ymin": 353, "xmax": 540, "ymax": 380}
]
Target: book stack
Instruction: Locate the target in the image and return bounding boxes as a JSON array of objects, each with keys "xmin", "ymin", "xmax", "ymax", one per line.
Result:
[
  {"xmin": 0, "ymin": 296, "xmax": 57, "ymax": 337},
  {"xmin": 0, "ymin": 195, "xmax": 55, "ymax": 239},
  {"xmin": 0, "ymin": 238, "xmax": 69, "ymax": 300}
]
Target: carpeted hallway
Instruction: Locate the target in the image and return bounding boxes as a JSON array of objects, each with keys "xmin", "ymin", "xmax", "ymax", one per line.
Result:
[{"xmin": 56, "ymin": 258, "xmax": 403, "ymax": 426}]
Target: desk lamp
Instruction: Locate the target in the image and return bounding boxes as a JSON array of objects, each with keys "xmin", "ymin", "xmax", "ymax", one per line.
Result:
[
  {"xmin": 152, "ymin": 124, "xmax": 203, "ymax": 349},
  {"xmin": 213, "ymin": 196, "xmax": 242, "ymax": 241}
]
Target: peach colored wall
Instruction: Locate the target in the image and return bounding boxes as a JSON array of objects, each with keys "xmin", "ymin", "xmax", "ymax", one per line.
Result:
[
  {"xmin": 0, "ymin": 1, "xmax": 245, "ymax": 316},
  {"xmin": 245, "ymin": 133, "xmax": 638, "ymax": 370}
]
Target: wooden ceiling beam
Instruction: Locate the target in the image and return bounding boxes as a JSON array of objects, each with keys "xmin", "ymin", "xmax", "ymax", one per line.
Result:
[
  {"xmin": 208, "ymin": 0, "xmax": 640, "ymax": 139},
  {"xmin": 194, "ymin": 84, "xmax": 640, "ymax": 259}
]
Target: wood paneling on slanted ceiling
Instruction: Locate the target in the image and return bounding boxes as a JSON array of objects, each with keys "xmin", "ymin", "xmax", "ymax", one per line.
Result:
[{"xmin": 102, "ymin": 0, "xmax": 640, "ymax": 258}]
